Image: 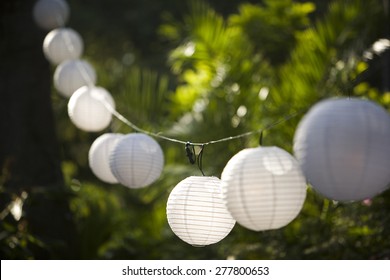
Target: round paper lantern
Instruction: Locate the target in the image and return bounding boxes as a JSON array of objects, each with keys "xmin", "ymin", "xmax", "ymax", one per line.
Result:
[
  {"xmin": 43, "ymin": 28, "xmax": 83, "ymax": 65},
  {"xmin": 221, "ymin": 146, "xmax": 307, "ymax": 231},
  {"xmin": 293, "ymin": 98, "xmax": 390, "ymax": 201},
  {"xmin": 167, "ymin": 176, "xmax": 236, "ymax": 246},
  {"xmin": 33, "ymin": 0, "xmax": 70, "ymax": 30},
  {"xmin": 88, "ymin": 133, "xmax": 124, "ymax": 184},
  {"xmin": 68, "ymin": 86, "xmax": 114, "ymax": 132},
  {"xmin": 109, "ymin": 133, "xmax": 164, "ymax": 188},
  {"xmin": 54, "ymin": 59, "xmax": 96, "ymax": 98}
]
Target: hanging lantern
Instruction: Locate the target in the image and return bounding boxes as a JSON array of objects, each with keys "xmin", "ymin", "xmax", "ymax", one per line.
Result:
[
  {"xmin": 293, "ymin": 98, "xmax": 390, "ymax": 202},
  {"xmin": 166, "ymin": 176, "xmax": 236, "ymax": 246},
  {"xmin": 33, "ymin": 0, "xmax": 70, "ymax": 30},
  {"xmin": 109, "ymin": 133, "xmax": 164, "ymax": 188},
  {"xmin": 221, "ymin": 146, "xmax": 307, "ymax": 231},
  {"xmin": 43, "ymin": 28, "xmax": 83, "ymax": 65},
  {"xmin": 88, "ymin": 133, "xmax": 124, "ymax": 184},
  {"xmin": 68, "ymin": 86, "xmax": 114, "ymax": 132},
  {"xmin": 54, "ymin": 59, "xmax": 96, "ymax": 98}
]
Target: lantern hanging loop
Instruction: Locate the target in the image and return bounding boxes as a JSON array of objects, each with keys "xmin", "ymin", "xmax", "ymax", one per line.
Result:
[
  {"xmin": 184, "ymin": 142, "xmax": 206, "ymax": 175},
  {"xmin": 197, "ymin": 144, "xmax": 205, "ymax": 176},
  {"xmin": 259, "ymin": 130, "xmax": 264, "ymax": 146},
  {"xmin": 185, "ymin": 142, "xmax": 196, "ymax": 164}
]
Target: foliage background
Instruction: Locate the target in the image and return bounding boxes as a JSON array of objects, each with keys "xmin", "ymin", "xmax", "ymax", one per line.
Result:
[{"xmin": 1, "ymin": 0, "xmax": 390, "ymax": 259}]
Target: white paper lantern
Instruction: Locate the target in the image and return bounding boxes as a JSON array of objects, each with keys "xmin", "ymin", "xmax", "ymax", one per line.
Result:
[
  {"xmin": 43, "ymin": 28, "xmax": 83, "ymax": 65},
  {"xmin": 109, "ymin": 133, "xmax": 164, "ymax": 188},
  {"xmin": 54, "ymin": 59, "xmax": 96, "ymax": 98},
  {"xmin": 293, "ymin": 98, "xmax": 390, "ymax": 202},
  {"xmin": 68, "ymin": 86, "xmax": 114, "ymax": 132},
  {"xmin": 167, "ymin": 176, "xmax": 236, "ymax": 246},
  {"xmin": 221, "ymin": 146, "xmax": 307, "ymax": 231},
  {"xmin": 33, "ymin": 0, "xmax": 70, "ymax": 30},
  {"xmin": 88, "ymin": 133, "xmax": 124, "ymax": 184}
]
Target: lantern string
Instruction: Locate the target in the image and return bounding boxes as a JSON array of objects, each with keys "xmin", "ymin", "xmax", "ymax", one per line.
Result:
[
  {"xmin": 101, "ymin": 99, "xmax": 304, "ymax": 147},
  {"xmin": 78, "ymin": 62, "xmax": 96, "ymax": 88},
  {"xmin": 62, "ymin": 28, "xmax": 76, "ymax": 55},
  {"xmin": 102, "ymin": 101, "xmax": 189, "ymax": 145}
]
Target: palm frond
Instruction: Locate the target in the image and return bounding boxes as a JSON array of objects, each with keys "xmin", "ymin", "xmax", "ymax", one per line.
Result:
[
  {"xmin": 272, "ymin": 0, "xmax": 384, "ymax": 111},
  {"xmin": 118, "ymin": 66, "xmax": 170, "ymax": 128}
]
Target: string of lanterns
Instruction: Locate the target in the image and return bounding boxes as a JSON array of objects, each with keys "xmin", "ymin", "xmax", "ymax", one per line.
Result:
[{"xmin": 33, "ymin": 0, "xmax": 390, "ymax": 247}]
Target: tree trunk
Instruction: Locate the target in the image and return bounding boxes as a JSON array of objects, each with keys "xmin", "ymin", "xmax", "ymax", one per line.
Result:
[{"xmin": 0, "ymin": 0, "xmax": 77, "ymax": 259}]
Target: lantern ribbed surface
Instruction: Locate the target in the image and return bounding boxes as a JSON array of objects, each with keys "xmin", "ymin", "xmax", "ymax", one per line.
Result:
[
  {"xmin": 33, "ymin": 0, "xmax": 69, "ymax": 30},
  {"xmin": 88, "ymin": 133, "xmax": 124, "ymax": 184},
  {"xmin": 221, "ymin": 146, "xmax": 307, "ymax": 231},
  {"xmin": 43, "ymin": 28, "xmax": 83, "ymax": 65},
  {"xmin": 109, "ymin": 133, "xmax": 164, "ymax": 189},
  {"xmin": 54, "ymin": 59, "xmax": 96, "ymax": 98},
  {"xmin": 167, "ymin": 176, "xmax": 236, "ymax": 246},
  {"xmin": 68, "ymin": 86, "xmax": 114, "ymax": 132},
  {"xmin": 293, "ymin": 98, "xmax": 390, "ymax": 202}
]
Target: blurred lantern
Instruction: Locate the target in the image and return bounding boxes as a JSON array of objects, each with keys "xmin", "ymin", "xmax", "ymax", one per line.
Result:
[
  {"xmin": 68, "ymin": 86, "xmax": 114, "ymax": 132},
  {"xmin": 54, "ymin": 59, "xmax": 96, "ymax": 98},
  {"xmin": 33, "ymin": 0, "xmax": 70, "ymax": 30},
  {"xmin": 43, "ymin": 28, "xmax": 83, "ymax": 65},
  {"xmin": 88, "ymin": 133, "xmax": 124, "ymax": 184},
  {"xmin": 167, "ymin": 176, "xmax": 236, "ymax": 246},
  {"xmin": 293, "ymin": 98, "xmax": 390, "ymax": 201},
  {"xmin": 109, "ymin": 133, "xmax": 164, "ymax": 188},
  {"xmin": 221, "ymin": 146, "xmax": 307, "ymax": 231}
]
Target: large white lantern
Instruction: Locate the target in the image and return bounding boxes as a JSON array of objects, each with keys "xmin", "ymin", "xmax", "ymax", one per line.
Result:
[
  {"xmin": 68, "ymin": 86, "xmax": 114, "ymax": 132},
  {"xmin": 33, "ymin": 0, "xmax": 70, "ymax": 30},
  {"xmin": 88, "ymin": 133, "xmax": 124, "ymax": 184},
  {"xmin": 54, "ymin": 59, "xmax": 96, "ymax": 98},
  {"xmin": 43, "ymin": 28, "xmax": 83, "ymax": 65},
  {"xmin": 221, "ymin": 146, "xmax": 307, "ymax": 231},
  {"xmin": 167, "ymin": 176, "xmax": 236, "ymax": 246},
  {"xmin": 293, "ymin": 98, "xmax": 390, "ymax": 202},
  {"xmin": 109, "ymin": 133, "xmax": 164, "ymax": 188}
]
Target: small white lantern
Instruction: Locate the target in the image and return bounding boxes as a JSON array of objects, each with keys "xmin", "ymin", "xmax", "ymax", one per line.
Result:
[
  {"xmin": 293, "ymin": 98, "xmax": 390, "ymax": 202},
  {"xmin": 221, "ymin": 146, "xmax": 307, "ymax": 231},
  {"xmin": 109, "ymin": 133, "xmax": 164, "ymax": 188},
  {"xmin": 43, "ymin": 28, "xmax": 83, "ymax": 65},
  {"xmin": 68, "ymin": 86, "xmax": 114, "ymax": 132},
  {"xmin": 54, "ymin": 59, "xmax": 96, "ymax": 98},
  {"xmin": 88, "ymin": 133, "xmax": 124, "ymax": 184},
  {"xmin": 33, "ymin": 0, "xmax": 70, "ymax": 30},
  {"xmin": 166, "ymin": 176, "xmax": 236, "ymax": 246}
]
